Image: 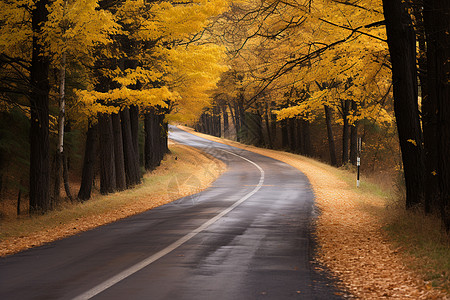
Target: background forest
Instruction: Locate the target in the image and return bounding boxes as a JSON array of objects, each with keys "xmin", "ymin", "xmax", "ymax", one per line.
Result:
[{"xmin": 0, "ymin": 0, "xmax": 449, "ymax": 234}]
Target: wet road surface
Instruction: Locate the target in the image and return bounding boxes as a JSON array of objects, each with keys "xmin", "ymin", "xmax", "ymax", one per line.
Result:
[{"xmin": 0, "ymin": 126, "xmax": 342, "ymax": 299}]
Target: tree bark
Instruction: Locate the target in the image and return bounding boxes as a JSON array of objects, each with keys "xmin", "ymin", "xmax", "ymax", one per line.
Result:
[
  {"xmin": 341, "ymin": 100, "xmax": 350, "ymax": 165},
  {"xmin": 349, "ymin": 101, "xmax": 358, "ymax": 165},
  {"xmin": 29, "ymin": 0, "xmax": 51, "ymax": 213},
  {"xmin": 144, "ymin": 111, "xmax": 157, "ymax": 171},
  {"xmin": 382, "ymin": 0, "xmax": 425, "ymax": 208},
  {"xmin": 98, "ymin": 113, "xmax": 116, "ymax": 194},
  {"xmin": 111, "ymin": 113, "xmax": 126, "ymax": 191},
  {"xmin": 223, "ymin": 107, "xmax": 229, "ymax": 138},
  {"xmin": 130, "ymin": 105, "xmax": 141, "ymax": 170},
  {"xmin": 264, "ymin": 103, "xmax": 273, "ymax": 148},
  {"xmin": 301, "ymin": 119, "xmax": 312, "ymax": 156},
  {"xmin": 423, "ymin": 0, "xmax": 450, "ymax": 229},
  {"xmin": 120, "ymin": 108, "xmax": 140, "ymax": 187},
  {"xmin": 78, "ymin": 123, "xmax": 98, "ymax": 201},
  {"xmin": 324, "ymin": 105, "xmax": 338, "ymax": 166}
]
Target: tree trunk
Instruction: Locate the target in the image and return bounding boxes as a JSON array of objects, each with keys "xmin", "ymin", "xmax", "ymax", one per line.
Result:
[
  {"xmin": 144, "ymin": 111, "xmax": 157, "ymax": 171},
  {"xmin": 264, "ymin": 103, "xmax": 273, "ymax": 148},
  {"xmin": 301, "ymin": 119, "xmax": 312, "ymax": 156},
  {"xmin": 414, "ymin": 4, "xmax": 439, "ymax": 214},
  {"xmin": 130, "ymin": 105, "xmax": 141, "ymax": 170},
  {"xmin": 382, "ymin": 0, "xmax": 425, "ymax": 208},
  {"xmin": 111, "ymin": 113, "xmax": 126, "ymax": 191},
  {"xmin": 120, "ymin": 108, "xmax": 140, "ymax": 187},
  {"xmin": 281, "ymin": 119, "xmax": 288, "ymax": 149},
  {"xmin": 349, "ymin": 101, "xmax": 358, "ymax": 165},
  {"xmin": 29, "ymin": 0, "xmax": 51, "ymax": 214},
  {"xmin": 78, "ymin": 123, "xmax": 98, "ymax": 201},
  {"xmin": 223, "ymin": 107, "xmax": 229, "ymax": 138},
  {"xmin": 324, "ymin": 105, "xmax": 338, "ymax": 166},
  {"xmin": 98, "ymin": 113, "xmax": 116, "ymax": 194},
  {"xmin": 341, "ymin": 100, "xmax": 350, "ymax": 165},
  {"xmin": 423, "ymin": 0, "xmax": 450, "ymax": 229},
  {"xmin": 288, "ymin": 118, "xmax": 296, "ymax": 152},
  {"xmin": 61, "ymin": 151, "xmax": 72, "ymax": 201}
]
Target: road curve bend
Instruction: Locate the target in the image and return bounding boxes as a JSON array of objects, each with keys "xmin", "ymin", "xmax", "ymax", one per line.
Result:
[{"xmin": 0, "ymin": 126, "xmax": 342, "ymax": 299}]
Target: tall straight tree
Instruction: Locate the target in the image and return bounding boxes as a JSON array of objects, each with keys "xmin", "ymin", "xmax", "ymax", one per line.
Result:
[
  {"xmin": 29, "ymin": 0, "xmax": 51, "ymax": 213},
  {"xmin": 78, "ymin": 123, "xmax": 98, "ymax": 201},
  {"xmin": 422, "ymin": 0, "xmax": 450, "ymax": 230},
  {"xmin": 120, "ymin": 107, "xmax": 140, "ymax": 187},
  {"xmin": 382, "ymin": 0, "xmax": 425, "ymax": 208},
  {"xmin": 98, "ymin": 113, "xmax": 116, "ymax": 194}
]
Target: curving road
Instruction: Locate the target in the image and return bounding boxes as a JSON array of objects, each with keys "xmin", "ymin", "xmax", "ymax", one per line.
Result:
[{"xmin": 0, "ymin": 126, "xmax": 342, "ymax": 299}]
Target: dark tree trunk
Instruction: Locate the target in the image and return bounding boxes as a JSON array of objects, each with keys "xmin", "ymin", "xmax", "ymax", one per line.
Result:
[
  {"xmin": 52, "ymin": 153, "xmax": 61, "ymax": 207},
  {"xmin": 229, "ymin": 103, "xmax": 240, "ymax": 141},
  {"xmin": 296, "ymin": 119, "xmax": 304, "ymax": 154},
  {"xmin": 111, "ymin": 113, "xmax": 126, "ymax": 191},
  {"xmin": 120, "ymin": 108, "xmax": 140, "ymax": 187},
  {"xmin": 237, "ymin": 101, "xmax": 246, "ymax": 142},
  {"xmin": 383, "ymin": 0, "xmax": 425, "ymax": 208},
  {"xmin": 98, "ymin": 113, "xmax": 116, "ymax": 194},
  {"xmin": 324, "ymin": 105, "xmax": 338, "ymax": 166},
  {"xmin": 29, "ymin": 0, "xmax": 50, "ymax": 214},
  {"xmin": 341, "ymin": 100, "xmax": 350, "ymax": 165},
  {"xmin": 130, "ymin": 105, "xmax": 141, "ymax": 168},
  {"xmin": 415, "ymin": 4, "xmax": 439, "ymax": 214},
  {"xmin": 281, "ymin": 119, "xmax": 288, "ymax": 149},
  {"xmin": 301, "ymin": 119, "xmax": 312, "ymax": 156},
  {"xmin": 264, "ymin": 103, "xmax": 273, "ymax": 148},
  {"xmin": 349, "ymin": 101, "xmax": 359, "ymax": 165},
  {"xmin": 423, "ymin": 0, "xmax": 450, "ymax": 229},
  {"xmin": 163, "ymin": 117, "xmax": 169, "ymax": 154},
  {"xmin": 144, "ymin": 111, "xmax": 163, "ymax": 171},
  {"xmin": 223, "ymin": 107, "xmax": 229, "ymax": 137},
  {"xmin": 271, "ymin": 111, "xmax": 277, "ymax": 146},
  {"xmin": 288, "ymin": 118, "xmax": 296, "ymax": 152},
  {"xmin": 61, "ymin": 151, "xmax": 72, "ymax": 201},
  {"xmin": 78, "ymin": 124, "xmax": 98, "ymax": 201}
]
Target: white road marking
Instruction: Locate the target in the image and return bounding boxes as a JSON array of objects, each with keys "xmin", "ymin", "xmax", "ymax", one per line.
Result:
[{"xmin": 72, "ymin": 149, "xmax": 265, "ymax": 300}]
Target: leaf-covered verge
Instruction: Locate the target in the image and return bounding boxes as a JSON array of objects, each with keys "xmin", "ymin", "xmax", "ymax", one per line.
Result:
[
  {"xmin": 0, "ymin": 144, "xmax": 226, "ymax": 257},
  {"xmin": 180, "ymin": 125, "xmax": 449, "ymax": 299}
]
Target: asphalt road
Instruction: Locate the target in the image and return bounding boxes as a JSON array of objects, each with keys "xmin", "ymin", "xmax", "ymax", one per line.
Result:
[{"xmin": 0, "ymin": 126, "xmax": 342, "ymax": 299}]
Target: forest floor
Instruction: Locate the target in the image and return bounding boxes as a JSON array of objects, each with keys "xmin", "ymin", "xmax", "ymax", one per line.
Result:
[
  {"xmin": 0, "ymin": 143, "xmax": 226, "ymax": 257},
  {"xmin": 179, "ymin": 126, "xmax": 449, "ymax": 299}
]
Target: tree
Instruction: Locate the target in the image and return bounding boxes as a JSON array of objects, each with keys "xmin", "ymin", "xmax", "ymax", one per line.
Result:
[{"xmin": 382, "ymin": 0, "xmax": 425, "ymax": 208}]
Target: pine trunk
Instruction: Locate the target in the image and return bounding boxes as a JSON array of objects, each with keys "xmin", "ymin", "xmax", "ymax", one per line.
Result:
[
  {"xmin": 130, "ymin": 105, "xmax": 141, "ymax": 171},
  {"xmin": 423, "ymin": 0, "xmax": 450, "ymax": 229},
  {"xmin": 120, "ymin": 108, "xmax": 140, "ymax": 187},
  {"xmin": 341, "ymin": 100, "xmax": 350, "ymax": 165},
  {"xmin": 223, "ymin": 108, "xmax": 229, "ymax": 137},
  {"xmin": 29, "ymin": 0, "xmax": 50, "ymax": 213},
  {"xmin": 144, "ymin": 112, "xmax": 157, "ymax": 171},
  {"xmin": 111, "ymin": 113, "xmax": 126, "ymax": 191},
  {"xmin": 301, "ymin": 119, "xmax": 312, "ymax": 156},
  {"xmin": 324, "ymin": 105, "xmax": 338, "ymax": 166},
  {"xmin": 78, "ymin": 123, "xmax": 98, "ymax": 201},
  {"xmin": 350, "ymin": 101, "xmax": 358, "ymax": 165},
  {"xmin": 382, "ymin": 0, "xmax": 425, "ymax": 208},
  {"xmin": 98, "ymin": 113, "xmax": 116, "ymax": 194}
]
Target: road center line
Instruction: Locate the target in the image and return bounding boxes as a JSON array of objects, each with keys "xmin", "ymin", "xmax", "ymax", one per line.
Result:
[{"xmin": 72, "ymin": 149, "xmax": 265, "ymax": 300}]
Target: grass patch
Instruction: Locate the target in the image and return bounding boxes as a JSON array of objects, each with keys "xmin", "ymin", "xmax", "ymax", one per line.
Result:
[
  {"xmin": 0, "ymin": 144, "xmax": 226, "ymax": 256},
  {"xmin": 384, "ymin": 208, "xmax": 450, "ymax": 292}
]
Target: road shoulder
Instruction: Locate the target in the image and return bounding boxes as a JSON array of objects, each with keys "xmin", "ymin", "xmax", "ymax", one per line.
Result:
[{"xmin": 178, "ymin": 125, "xmax": 447, "ymax": 299}]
